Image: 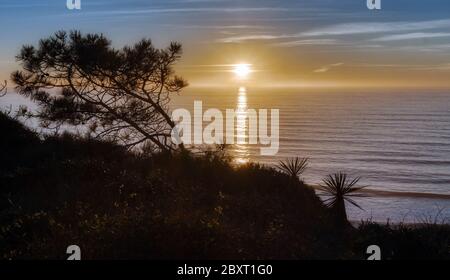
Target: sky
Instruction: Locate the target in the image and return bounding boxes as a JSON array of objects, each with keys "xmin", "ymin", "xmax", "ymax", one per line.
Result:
[{"xmin": 2, "ymin": 0, "xmax": 450, "ymax": 89}]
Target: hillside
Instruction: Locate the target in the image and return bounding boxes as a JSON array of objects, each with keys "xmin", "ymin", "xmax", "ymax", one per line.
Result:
[{"xmin": 0, "ymin": 112, "xmax": 448, "ymax": 259}]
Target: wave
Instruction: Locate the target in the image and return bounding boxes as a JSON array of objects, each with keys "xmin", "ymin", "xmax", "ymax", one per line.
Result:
[{"xmin": 311, "ymin": 185, "xmax": 450, "ymax": 200}]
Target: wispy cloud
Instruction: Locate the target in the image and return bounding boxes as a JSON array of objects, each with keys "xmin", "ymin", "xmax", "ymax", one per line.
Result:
[
  {"xmin": 163, "ymin": 24, "xmax": 271, "ymax": 30},
  {"xmin": 391, "ymin": 43, "xmax": 450, "ymax": 52},
  {"xmin": 216, "ymin": 34, "xmax": 292, "ymax": 43},
  {"xmin": 345, "ymin": 62, "xmax": 450, "ymax": 71},
  {"xmin": 371, "ymin": 32, "xmax": 450, "ymax": 41},
  {"xmin": 0, "ymin": 3, "xmax": 50, "ymax": 8},
  {"xmin": 85, "ymin": 7, "xmax": 289, "ymax": 16},
  {"xmin": 314, "ymin": 62, "xmax": 344, "ymax": 73},
  {"xmin": 217, "ymin": 18, "xmax": 450, "ymax": 46},
  {"xmin": 413, "ymin": 63, "xmax": 450, "ymax": 70},
  {"xmin": 302, "ymin": 19, "xmax": 450, "ymax": 36},
  {"xmin": 275, "ymin": 39, "xmax": 338, "ymax": 47},
  {"xmin": 217, "ymin": 35, "xmax": 339, "ymax": 46}
]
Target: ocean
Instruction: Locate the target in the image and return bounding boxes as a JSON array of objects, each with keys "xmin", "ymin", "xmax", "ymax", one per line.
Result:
[{"xmin": 173, "ymin": 87, "xmax": 450, "ymax": 223}]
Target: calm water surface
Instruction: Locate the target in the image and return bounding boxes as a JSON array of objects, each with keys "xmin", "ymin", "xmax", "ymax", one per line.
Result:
[{"xmin": 173, "ymin": 88, "xmax": 450, "ymax": 223}]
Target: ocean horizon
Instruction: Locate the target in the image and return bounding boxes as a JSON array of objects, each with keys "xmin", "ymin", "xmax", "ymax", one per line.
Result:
[
  {"xmin": 2, "ymin": 87, "xmax": 449, "ymax": 223},
  {"xmin": 173, "ymin": 87, "xmax": 450, "ymax": 223}
]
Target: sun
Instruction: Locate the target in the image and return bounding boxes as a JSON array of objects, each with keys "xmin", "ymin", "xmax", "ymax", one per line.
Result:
[{"xmin": 233, "ymin": 63, "xmax": 251, "ymax": 79}]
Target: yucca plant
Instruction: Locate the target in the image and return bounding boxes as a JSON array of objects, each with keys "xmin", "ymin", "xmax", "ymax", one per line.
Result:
[
  {"xmin": 277, "ymin": 157, "xmax": 308, "ymax": 180},
  {"xmin": 318, "ymin": 172, "xmax": 366, "ymax": 225}
]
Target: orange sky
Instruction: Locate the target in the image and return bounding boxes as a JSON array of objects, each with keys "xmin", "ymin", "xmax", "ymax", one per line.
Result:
[{"xmin": 2, "ymin": 0, "xmax": 450, "ymax": 90}]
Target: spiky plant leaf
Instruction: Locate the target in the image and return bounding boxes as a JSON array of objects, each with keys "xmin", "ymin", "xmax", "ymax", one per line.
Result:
[
  {"xmin": 276, "ymin": 157, "xmax": 309, "ymax": 179},
  {"xmin": 318, "ymin": 172, "xmax": 367, "ymax": 210}
]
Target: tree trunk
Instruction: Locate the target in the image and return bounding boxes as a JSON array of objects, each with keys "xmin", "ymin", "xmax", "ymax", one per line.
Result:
[{"xmin": 333, "ymin": 199, "xmax": 348, "ymax": 226}]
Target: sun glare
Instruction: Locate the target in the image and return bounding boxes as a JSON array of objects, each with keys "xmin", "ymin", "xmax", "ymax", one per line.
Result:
[{"xmin": 233, "ymin": 63, "xmax": 251, "ymax": 79}]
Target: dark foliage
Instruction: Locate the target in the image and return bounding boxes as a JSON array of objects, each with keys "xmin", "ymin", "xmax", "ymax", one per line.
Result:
[
  {"xmin": 353, "ymin": 221, "xmax": 450, "ymax": 259},
  {"xmin": 11, "ymin": 31, "xmax": 187, "ymax": 152},
  {"xmin": 276, "ymin": 157, "xmax": 308, "ymax": 182},
  {"xmin": 318, "ymin": 172, "xmax": 366, "ymax": 225},
  {"xmin": 0, "ymin": 81, "xmax": 6, "ymax": 97}
]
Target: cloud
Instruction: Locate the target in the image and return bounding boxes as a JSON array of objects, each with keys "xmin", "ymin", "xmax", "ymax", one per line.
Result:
[
  {"xmin": 301, "ymin": 19, "xmax": 450, "ymax": 36},
  {"xmin": 216, "ymin": 18, "xmax": 450, "ymax": 46},
  {"xmin": 341, "ymin": 62, "xmax": 450, "ymax": 71},
  {"xmin": 216, "ymin": 34, "xmax": 292, "ymax": 43},
  {"xmin": 371, "ymin": 32, "xmax": 450, "ymax": 42},
  {"xmin": 414, "ymin": 63, "xmax": 450, "ymax": 70},
  {"xmin": 391, "ymin": 43, "xmax": 450, "ymax": 52},
  {"xmin": 314, "ymin": 63, "xmax": 344, "ymax": 73},
  {"xmin": 164, "ymin": 24, "xmax": 270, "ymax": 30},
  {"xmin": 275, "ymin": 39, "xmax": 338, "ymax": 47},
  {"xmin": 217, "ymin": 35, "xmax": 339, "ymax": 46},
  {"xmin": 86, "ymin": 7, "xmax": 289, "ymax": 16},
  {"xmin": 0, "ymin": 3, "xmax": 50, "ymax": 8}
]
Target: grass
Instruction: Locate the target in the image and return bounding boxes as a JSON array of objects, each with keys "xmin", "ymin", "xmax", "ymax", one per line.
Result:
[{"xmin": 354, "ymin": 220, "xmax": 450, "ymax": 259}]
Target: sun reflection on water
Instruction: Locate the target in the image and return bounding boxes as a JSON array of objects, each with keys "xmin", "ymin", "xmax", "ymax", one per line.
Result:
[{"xmin": 234, "ymin": 87, "xmax": 250, "ymax": 164}]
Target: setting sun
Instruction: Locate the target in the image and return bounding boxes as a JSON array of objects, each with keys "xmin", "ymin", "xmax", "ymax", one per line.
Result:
[{"xmin": 233, "ymin": 63, "xmax": 251, "ymax": 79}]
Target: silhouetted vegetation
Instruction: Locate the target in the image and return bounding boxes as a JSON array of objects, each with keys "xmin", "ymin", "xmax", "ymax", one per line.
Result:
[
  {"xmin": 0, "ymin": 112, "xmax": 448, "ymax": 259},
  {"xmin": 276, "ymin": 157, "xmax": 308, "ymax": 182},
  {"xmin": 318, "ymin": 172, "xmax": 366, "ymax": 226},
  {"xmin": 353, "ymin": 220, "xmax": 450, "ymax": 259},
  {"xmin": 12, "ymin": 31, "xmax": 187, "ymax": 152},
  {"xmin": 0, "ymin": 81, "xmax": 6, "ymax": 97}
]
